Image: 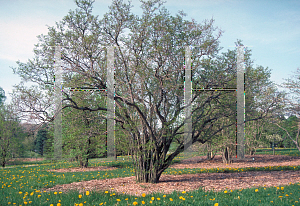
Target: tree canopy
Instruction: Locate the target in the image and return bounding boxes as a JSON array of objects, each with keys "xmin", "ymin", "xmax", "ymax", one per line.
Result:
[{"xmin": 11, "ymin": 0, "xmax": 285, "ymax": 183}]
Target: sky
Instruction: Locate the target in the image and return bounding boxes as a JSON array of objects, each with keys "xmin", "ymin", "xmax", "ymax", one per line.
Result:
[{"xmin": 0, "ymin": 0, "xmax": 299, "ymax": 103}]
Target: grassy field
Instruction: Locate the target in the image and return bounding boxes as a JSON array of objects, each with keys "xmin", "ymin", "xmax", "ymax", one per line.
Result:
[
  {"xmin": 1, "ymin": 149, "xmax": 300, "ymax": 206},
  {"xmin": 256, "ymin": 148, "xmax": 300, "ymax": 156}
]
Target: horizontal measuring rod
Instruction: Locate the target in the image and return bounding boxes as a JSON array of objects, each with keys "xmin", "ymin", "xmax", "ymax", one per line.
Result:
[
  {"xmin": 64, "ymin": 87, "xmax": 106, "ymax": 92},
  {"xmin": 194, "ymin": 88, "xmax": 237, "ymax": 91}
]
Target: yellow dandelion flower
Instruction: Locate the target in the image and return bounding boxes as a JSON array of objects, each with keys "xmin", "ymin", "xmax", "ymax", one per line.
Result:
[
  {"xmin": 214, "ymin": 203, "xmax": 219, "ymax": 206},
  {"xmin": 57, "ymin": 203, "xmax": 61, "ymax": 206},
  {"xmin": 54, "ymin": 192, "xmax": 57, "ymax": 195},
  {"xmin": 133, "ymin": 201, "xmax": 138, "ymax": 205},
  {"xmin": 86, "ymin": 191, "xmax": 90, "ymax": 196},
  {"xmin": 157, "ymin": 198, "xmax": 160, "ymax": 200},
  {"xmin": 19, "ymin": 192, "xmax": 22, "ymax": 194},
  {"xmin": 224, "ymin": 190, "xmax": 228, "ymax": 193},
  {"xmin": 169, "ymin": 198, "xmax": 173, "ymax": 201},
  {"xmin": 125, "ymin": 198, "xmax": 128, "ymax": 200},
  {"xmin": 24, "ymin": 202, "xmax": 28, "ymax": 205},
  {"xmin": 163, "ymin": 195, "xmax": 166, "ymax": 197},
  {"xmin": 149, "ymin": 201, "xmax": 152, "ymax": 203},
  {"xmin": 281, "ymin": 187, "xmax": 284, "ymax": 190},
  {"xmin": 117, "ymin": 199, "xmax": 121, "ymax": 202},
  {"xmin": 255, "ymin": 189, "xmax": 258, "ymax": 192},
  {"xmin": 182, "ymin": 191, "xmax": 186, "ymax": 194},
  {"xmin": 151, "ymin": 197, "xmax": 154, "ymax": 200},
  {"xmin": 79, "ymin": 194, "xmax": 82, "ymax": 198},
  {"xmin": 141, "ymin": 201, "xmax": 145, "ymax": 204},
  {"xmin": 142, "ymin": 193, "xmax": 146, "ymax": 197},
  {"xmin": 286, "ymin": 194, "xmax": 289, "ymax": 196}
]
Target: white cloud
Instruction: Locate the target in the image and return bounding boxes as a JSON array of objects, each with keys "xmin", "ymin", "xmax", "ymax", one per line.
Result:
[{"xmin": 0, "ymin": 17, "xmax": 51, "ymax": 62}]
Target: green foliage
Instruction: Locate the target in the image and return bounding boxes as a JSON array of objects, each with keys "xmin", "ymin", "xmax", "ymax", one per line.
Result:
[
  {"xmin": 0, "ymin": 87, "xmax": 6, "ymax": 105},
  {"xmin": 0, "ymin": 105, "xmax": 24, "ymax": 166},
  {"xmin": 61, "ymin": 83, "xmax": 107, "ymax": 166},
  {"xmin": 10, "ymin": 0, "xmax": 285, "ymax": 182},
  {"xmin": 34, "ymin": 125, "xmax": 49, "ymax": 156}
]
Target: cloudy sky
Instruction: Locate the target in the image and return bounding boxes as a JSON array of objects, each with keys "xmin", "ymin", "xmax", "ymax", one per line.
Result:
[{"xmin": 0, "ymin": 0, "xmax": 299, "ymax": 103}]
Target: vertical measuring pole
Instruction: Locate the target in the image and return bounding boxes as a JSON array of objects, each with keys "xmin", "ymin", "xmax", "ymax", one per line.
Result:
[
  {"xmin": 184, "ymin": 46, "xmax": 192, "ymax": 158},
  {"xmin": 107, "ymin": 46, "xmax": 115, "ymax": 159},
  {"xmin": 54, "ymin": 46, "xmax": 62, "ymax": 159},
  {"xmin": 237, "ymin": 46, "xmax": 245, "ymax": 159}
]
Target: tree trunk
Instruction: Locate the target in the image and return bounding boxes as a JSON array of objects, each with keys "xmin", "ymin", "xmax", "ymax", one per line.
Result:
[
  {"xmin": 134, "ymin": 154, "xmax": 164, "ymax": 183},
  {"xmin": 79, "ymin": 157, "xmax": 88, "ymax": 168},
  {"xmin": 206, "ymin": 142, "xmax": 213, "ymax": 160},
  {"xmin": 1, "ymin": 158, "xmax": 5, "ymax": 167},
  {"xmin": 207, "ymin": 151, "xmax": 212, "ymax": 160},
  {"xmin": 222, "ymin": 146, "xmax": 231, "ymax": 164},
  {"xmin": 1, "ymin": 149, "xmax": 7, "ymax": 167},
  {"xmin": 131, "ymin": 135, "xmax": 170, "ymax": 183}
]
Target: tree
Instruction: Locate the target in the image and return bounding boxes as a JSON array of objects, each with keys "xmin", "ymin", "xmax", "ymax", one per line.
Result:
[
  {"xmin": 269, "ymin": 67, "xmax": 300, "ymax": 151},
  {"xmin": 11, "ymin": 0, "xmax": 284, "ymax": 183},
  {"xmin": 34, "ymin": 124, "xmax": 49, "ymax": 156},
  {"xmin": 62, "ymin": 98, "xmax": 106, "ymax": 167},
  {"xmin": 0, "ymin": 87, "xmax": 6, "ymax": 106},
  {"xmin": 0, "ymin": 105, "xmax": 21, "ymax": 167},
  {"xmin": 281, "ymin": 68, "xmax": 300, "ymax": 116},
  {"xmin": 271, "ymin": 115, "xmax": 300, "ymax": 151}
]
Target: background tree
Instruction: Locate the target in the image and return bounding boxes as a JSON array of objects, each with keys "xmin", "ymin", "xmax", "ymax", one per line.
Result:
[
  {"xmin": 271, "ymin": 67, "xmax": 300, "ymax": 151},
  {"xmin": 0, "ymin": 104, "xmax": 22, "ymax": 167},
  {"xmin": 60, "ymin": 74, "xmax": 107, "ymax": 167},
  {"xmin": 279, "ymin": 115, "xmax": 299, "ymax": 148},
  {"xmin": 0, "ymin": 87, "xmax": 6, "ymax": 105},
  {"xmin": 34, "ymin": 124, "xmax": 49, "ymax": 156},
  {"xmin": 11, "ymin": 0, "xmax": 284, "ymax": 182}
]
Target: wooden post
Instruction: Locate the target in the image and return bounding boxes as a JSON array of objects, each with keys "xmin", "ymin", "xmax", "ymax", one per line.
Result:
[
  {"xmin": 237, "ymin": 46, "xmax": 245, "ymax": 159},
  {"xmin": 107, "ymin": 46, "xmax": 116, "ymax": 160},
  {"xmin": 54, "ymin": 46, "xmax": 62, "ymax": 160},
  {"xmin": 184, "ymin": 46, "xmax": 193, "ymax": 159}
]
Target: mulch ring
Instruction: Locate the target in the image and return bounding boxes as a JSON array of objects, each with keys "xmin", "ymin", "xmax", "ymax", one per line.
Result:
[
  {"xmin": 48, "ymin": 166, "xmax": 118, "ymax": 173},
  {"xmin": 180, "ymin": 154, "xmax": 300, "ymax": 164},
  {"xmin": 8, "ymin": 158, "xmax": 44, "ymax": 162}
]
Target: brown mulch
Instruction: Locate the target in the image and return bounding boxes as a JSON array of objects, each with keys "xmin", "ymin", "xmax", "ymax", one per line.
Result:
[
  {"xmin": 48, "ymin": 166, "xmax": 118, "ymax": 173},
  {"xmin": 9, "ymin": 158, "xmax": 44, "ymax": 162},
  {"xmin": 42, "ymin": 155, "xmax": 300, "ymax": 196},
  {"xmin": 170, "ymin": 154, "xmax": 300, "ymax": 169}
]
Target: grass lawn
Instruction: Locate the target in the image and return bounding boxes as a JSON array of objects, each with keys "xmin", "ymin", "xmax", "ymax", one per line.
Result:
[
  {"xmin": 256, "ymin": 148, "xmax": 300, "ymax": 156},
  {"xmin": 1, "ymin": 149, "xmax": 300, "ymax": 206}
]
